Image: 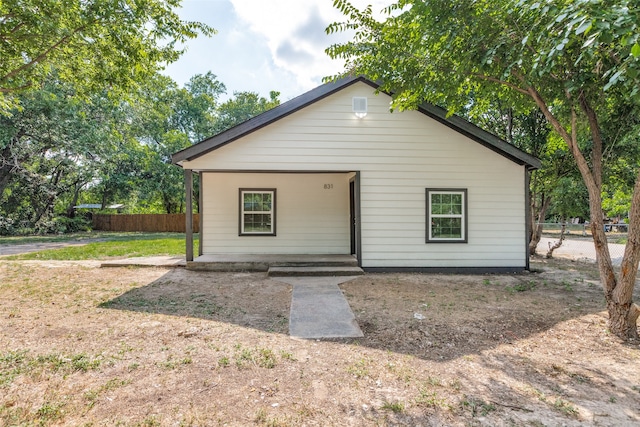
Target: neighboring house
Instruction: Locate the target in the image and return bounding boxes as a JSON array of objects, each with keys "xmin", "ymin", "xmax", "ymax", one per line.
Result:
[{"xmin": 172, "ymin": 76, "xmax": 541, "ymax": 272}]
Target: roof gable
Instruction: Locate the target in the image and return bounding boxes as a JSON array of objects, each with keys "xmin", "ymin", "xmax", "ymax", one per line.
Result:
[{"xmin": 172, "ymin": 76, "xmax": 541, "ymax": 169}]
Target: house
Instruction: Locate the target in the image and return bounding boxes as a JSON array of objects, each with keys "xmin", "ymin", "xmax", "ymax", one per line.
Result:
[{"xmin": 172, "ymin": 76, "xmax": 541, "ymax": 272}]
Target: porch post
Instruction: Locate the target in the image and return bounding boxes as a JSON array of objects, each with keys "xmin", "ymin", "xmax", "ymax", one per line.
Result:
[{"xmin": 185, "ymin": 169, "xmax": 194, "ymax": 262}]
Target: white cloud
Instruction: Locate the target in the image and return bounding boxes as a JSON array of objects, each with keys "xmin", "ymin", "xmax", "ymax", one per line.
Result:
[
  {"xmin": 229, "ymin": 0, "xmax": 390, "ymax": 91},
  {"xmin": 163, "ymin": 0, "xmax": 391, "ymax": 101}
]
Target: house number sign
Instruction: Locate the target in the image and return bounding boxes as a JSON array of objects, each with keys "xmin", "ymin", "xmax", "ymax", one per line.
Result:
[{"xmin": 324, "ymin": 184, "xmax": 333, "ymax": 189}]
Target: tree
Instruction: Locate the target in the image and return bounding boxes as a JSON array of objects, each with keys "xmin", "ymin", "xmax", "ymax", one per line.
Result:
[
  {"xmin": 327, "ymin": 0, "xmax": 640, "ymax": 339},
  {"xmin": 212, "ymin": 90, "xmax": 281, "ymax": 135},
  {"xmin": 0, "ymin": 79, "xmax": 122, "ymax": 231},
  {"xmin": 0, "ymin": 0, "xmax": 214, "ymax": 112},
  {"xmin": 125, "ymin": 74, "xmax": 280, "ymax": 213}
]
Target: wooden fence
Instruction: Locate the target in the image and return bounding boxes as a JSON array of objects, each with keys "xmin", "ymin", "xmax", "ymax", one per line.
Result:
[{"xmin": 92, "ymin": 214, "xmax": 200, "ymax": 233}]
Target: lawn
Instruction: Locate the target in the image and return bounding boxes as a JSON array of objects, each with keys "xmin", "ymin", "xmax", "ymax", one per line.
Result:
[
  {"xmin": 0, "ymin": 256, "xmax": 639, "ymax": 426},
  {"xmin": 1, "ymin": 232, "xmax": 198, "ymax": 260}
]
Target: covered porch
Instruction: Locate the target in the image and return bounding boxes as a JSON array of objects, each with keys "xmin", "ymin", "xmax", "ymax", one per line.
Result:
[{"xmin": 182, "ymin": 170, "xmax": 362, "ymax": 269}]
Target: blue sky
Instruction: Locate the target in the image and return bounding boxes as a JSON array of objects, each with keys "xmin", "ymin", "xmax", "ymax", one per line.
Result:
[{"xmin": 163, "ymin": 0, "xmax": 388, "ymax": 101}]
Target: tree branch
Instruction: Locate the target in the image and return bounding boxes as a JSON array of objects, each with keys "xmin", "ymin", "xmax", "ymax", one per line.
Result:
[
  {"xmin": 0, "ymin": 20, "xmax": 26, "ymax": 41},
  {"xmin": 0, "ymin": 83, "xmax": 32, "ymax": 93},
  {"xmin": 472, "ymin": 72, "xmax": 530, "ymax": 95},
  {"xmin": 0, "ymin": 22, "xmax": 90, "ymax": 84}
]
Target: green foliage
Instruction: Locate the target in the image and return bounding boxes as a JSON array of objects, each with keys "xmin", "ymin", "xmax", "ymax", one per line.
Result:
[
  {"xmin": 129, "ymin": 73, "xmax": 280, "ymax": 213},
  {"xmin": 212, "ymin": 90, "xmax": 281, "ymax": 135},
  {"xmin": 548, "ymin": 177, "xmax": 590, "ymax": 220},
  {"xmin": 328, "ymin": 0, "xmax": 639, "ymax": 124},
  {"xmin": 0, "ymin": 3, "xmax": 282, "ymax": 229},
  {"xmin": 1, "ymin": 70, "xmax": 281, "ymax": 232},
  {"xmin": 602, "ymin": 189, "xmax": 631, "ymax": 219},
  {"xmin": 33, "ymin": 216, "xmax": 92, "ymax": 235},
  {"xmin": 0, "ymin": 0, "xmax": 215, "ymax": 113},
  {"xmin": 0, "ymin": 79, "xmax": 123, "ymax": 231}
]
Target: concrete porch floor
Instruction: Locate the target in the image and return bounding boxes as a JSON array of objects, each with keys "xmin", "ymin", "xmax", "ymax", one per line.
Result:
[{"xmin": 186, "ymin": 253, "xmax": 359, "ymax": 272}]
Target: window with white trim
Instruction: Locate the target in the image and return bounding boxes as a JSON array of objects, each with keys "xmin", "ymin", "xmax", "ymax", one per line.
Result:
[
  {"xmin": 240, "ymin": 189, "xmax": 276, "ymax": 236},
  {"xmin": 426, "ymin": 189, "xmax": 467, "ymax": 242}
]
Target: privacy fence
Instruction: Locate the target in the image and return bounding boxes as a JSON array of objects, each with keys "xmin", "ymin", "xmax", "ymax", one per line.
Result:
[
  {"xmin": 537, "ymin": 222, "xmax": 627, "ymax": 265},
  {"xmin": 92, "ymin": 214, "xmax": 199, "ymax": 233}
]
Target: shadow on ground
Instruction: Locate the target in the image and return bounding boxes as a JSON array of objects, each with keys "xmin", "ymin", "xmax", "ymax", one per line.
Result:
[
  {"xmin": 99, "ymin": 257, "xmax": 617, "ymax": 363},
  {"xmin": 99, "ymin": 270, "xmax": 292, "ymax": 334}
]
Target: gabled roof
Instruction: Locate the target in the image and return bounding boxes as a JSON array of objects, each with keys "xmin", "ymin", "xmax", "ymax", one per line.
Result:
[{"xmin": 172, "ymin": 76, "xmax": 541, "ymax": 169}]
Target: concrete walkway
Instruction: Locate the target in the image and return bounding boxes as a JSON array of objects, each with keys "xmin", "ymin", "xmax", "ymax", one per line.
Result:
[{"xmin": 275, "ymin": 276, "xmax": 363, "ymax": 339}]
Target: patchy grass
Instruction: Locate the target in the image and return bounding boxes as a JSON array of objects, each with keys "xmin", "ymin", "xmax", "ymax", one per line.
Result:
[
  {"xmin": 0, "ymin": 257, "xmax": 639, "ymax": 426},
  {"xmin": 3, "ymin": 232, "xmax": 198, "ymax": 260}
]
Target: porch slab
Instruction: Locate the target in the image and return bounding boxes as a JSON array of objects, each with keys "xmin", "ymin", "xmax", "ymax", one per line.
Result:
[{"xmin": 187, "ymin": 254, "xmax": 358, "ymax": 272}]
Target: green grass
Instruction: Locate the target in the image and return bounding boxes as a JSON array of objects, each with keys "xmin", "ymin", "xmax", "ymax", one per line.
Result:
[
  {"xmin": 381, "ymin": 401, "xmax": 405, "ymax": 413},
  {"xmin": 2, "ymin": 232, "xmax": 198, "ymax": 260}
]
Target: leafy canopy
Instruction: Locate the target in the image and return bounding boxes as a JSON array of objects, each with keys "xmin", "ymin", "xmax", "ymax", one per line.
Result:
[
  {"xmin": 327, "ymin": 0, "xmax": 640, "ymax": 111},
  {"xmin": 0, "ymin": 0, "xmax": 214, "ymax": 112}
]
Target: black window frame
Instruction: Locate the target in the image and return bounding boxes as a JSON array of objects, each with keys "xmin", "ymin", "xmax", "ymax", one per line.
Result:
[
  {"xmin": 426, "ymin": 188, "xmax": 468, "ymax": 243},
  {"xmin": 239, "ymin": 188, "xmax": 277, "ymax": 236}
]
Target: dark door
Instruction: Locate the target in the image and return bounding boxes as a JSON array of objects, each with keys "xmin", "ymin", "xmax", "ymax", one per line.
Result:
[{"xmin": 349, "ymin": 179, "xmax": 356, "ymax": 255}]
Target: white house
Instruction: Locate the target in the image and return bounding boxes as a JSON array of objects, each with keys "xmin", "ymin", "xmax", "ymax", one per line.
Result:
[{"xmin": 172, "ymin": 76, "xmax": 541, "ymax": 272}]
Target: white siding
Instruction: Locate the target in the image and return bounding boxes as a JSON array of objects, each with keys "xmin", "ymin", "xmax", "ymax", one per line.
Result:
[
  {"xmin": 201, "ymin": 173, "xmax": 350, "ymax": 254},
  {"xmin": 186, "ymin": 82, "xmax": 527, "ymax": 268}
]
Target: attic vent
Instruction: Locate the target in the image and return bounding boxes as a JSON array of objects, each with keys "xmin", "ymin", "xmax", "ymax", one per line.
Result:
[{"xmin": 352, "ymin": 97, "xmax": 368, "ymax": 118}]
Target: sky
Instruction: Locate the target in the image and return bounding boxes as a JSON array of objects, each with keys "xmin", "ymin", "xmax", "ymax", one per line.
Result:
[{"xmin": 163, "ymin": 0, "xmax": 389, "ymax": 102}]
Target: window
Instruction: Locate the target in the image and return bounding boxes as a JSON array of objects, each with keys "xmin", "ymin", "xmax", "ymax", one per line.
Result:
[
  {"xmin": 426, "ymin": 189, "xmax": 467, "ymax": 243},
  {"xmin": 239, "ymin": 189, "xmax": 276, "ymax": 236}
]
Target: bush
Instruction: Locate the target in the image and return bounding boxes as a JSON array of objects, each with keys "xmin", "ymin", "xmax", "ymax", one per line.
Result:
[
  {"xmin": 0, "ymin": 216, "xmax": 16, "ymax": 236},
  {"xmin": 34, "ymin": 216, "xmax": 92, "ymax": 234}
]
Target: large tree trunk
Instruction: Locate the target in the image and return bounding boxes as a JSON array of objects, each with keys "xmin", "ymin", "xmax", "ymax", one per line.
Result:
[
  {"xmin": 582, "ymin": 165, "xmax": 640, "ymax": 339},
  {"xmin": 529, "ymin": 193, "xmax": 551, "ymax": 256},
  {"xmin": 528, "ymin": 88, "xmax": 639, "ymax": 340},
  {"xmin": 66, "ymin": 180, "xmax": 84, "ymax": 218},
  {"xmin": 609, "ymin": 169, "xmax": 640, "ymax": 339}
]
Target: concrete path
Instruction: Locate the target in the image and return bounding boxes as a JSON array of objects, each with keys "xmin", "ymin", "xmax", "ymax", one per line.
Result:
[{"xmin": 275, "ymin": 277, "xmax": 363, "ymax": 339}]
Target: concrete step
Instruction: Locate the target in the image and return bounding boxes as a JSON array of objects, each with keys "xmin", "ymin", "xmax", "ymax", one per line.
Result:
[
  {"xmin": 187, "ymin": 254, "xmax": 358, "ymax": 272},
  {"xmin": 268, "ymin": 266, "xmax": 364, "ymax": 277}
]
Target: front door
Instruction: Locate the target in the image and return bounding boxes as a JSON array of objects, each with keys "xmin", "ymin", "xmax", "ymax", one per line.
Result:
[{"xmin": 349, "ymin": 179, "xmax": 356, "ymax": 255}]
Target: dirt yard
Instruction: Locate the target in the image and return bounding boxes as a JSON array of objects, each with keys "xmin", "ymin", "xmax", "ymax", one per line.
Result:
[{"xmin": 1, "ymin": 257, "xmax": 639, "ymax": 426}]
